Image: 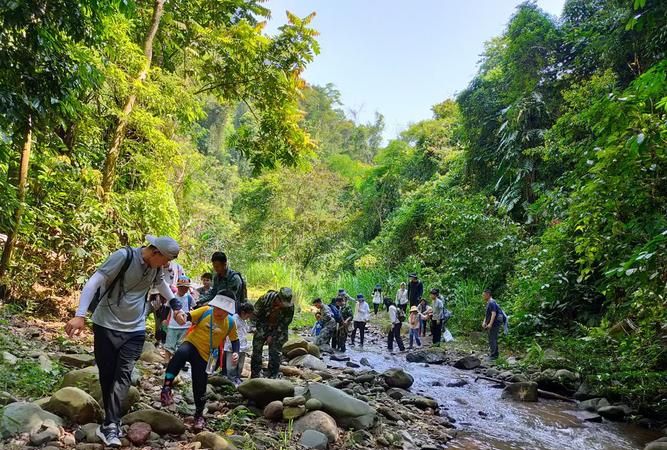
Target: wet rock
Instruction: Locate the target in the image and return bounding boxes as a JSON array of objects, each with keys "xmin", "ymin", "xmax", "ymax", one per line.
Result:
[
  {"xmin": 237, "ymin": 378, "xmax": 295, "ymax": 406},
  {"xmin": 1, "ymin": 351, "xmax": 18, "ymax": 365},
  {"xmin": 454, "ymin": 356, "xmax": 481, "ymax": 370},
  {"xmin": 127, "ymin": 422, "xmax": 152, "ymax": 445},
  {"xmin": 485, "ymin": 368, "xmax": 500, "ymax": 378},
  {"xmin": 287, "ymin": 347, "xmax": 309, "ymax": 359},
  {"xmin": 59, "ymin": 354, "xmax": 96, "ymax": 368},
  {"xmin": 209, "ymin": 375, "xmax": 235, "ymax": 388},
  {"xmin": 194, "ymin": 431, "xmax": 237, "ymax": 449},
  {"xmin": 308, "ymin": 343, "xmax": 321, "ymax": 358},
  {"xmin": 306, "ymin": 382, "xmax": 376, "ymax": 430},
  {"xmin": 305, "ymin": 398, "xmax": 323, "ymax": 411},
  {"xmin": 574, "ymin": 381, "xmax": 600, "ymax": 400},
  {"xmin": 386, "ymin": 388, "xmax": 409, "ymax": 400},
  {"xmin": 290, "ymin": 354, "xmax": 327, "ymax": 371},
  {"xmin": 45, "ymin": 387, "xmax": 103, "ymax": 424},
  {"xmin": 294, "ymin": 410, "xmax": 338, "ymax": 443},
  {"xmin": 29, "ymin": 419, "xmax": 61, "ymax": 446},
  {"xmin": 283, "ymin": 405, "xmax": 306, "ymax": 420},
  {"xmin": 346, "ymin": 361, "xmax": 360, "ymax": 368},
  {"xmin": 359, "ymin": 357, "xmax": 372, "ymax": 367},
  {"xmin": 499, "ymin": 370, "xmax": 514, "ymax": 380},
  {"xmin": 578, "ymin": 411, "xmax": 602, "ymax": 423},
  {"xmin": 381, "ymin": 368, "xmax": 414, "ymax": 389},
  {"xmin": 645, "ymin": 438, "xmax": 667, "ymax": 450},
  {"xmin": 410, "ymin": 396, "xmax": 439, "ymax": 410},
  {"xmin": 283, "ymin": 396, "xmax": 306, "ymax": 407},
  {"xmin": 446, "ymin": 379, "xmax": 468, "ymax": 388},
  {"xmin": 355, "ymin": 372, "xmax": 376, "ymax": 384},
  {"xmin": 282, "ymin": 338, "xmax": 310, "ymax": 355},
  {"xmin": 0, "ymin": 402, "xmax": 64, "ymax": 438},
  {"xmin": 122, "ymin": 409, "xmax": 185, "ymax": 435},
  {"xmin": 501, "ymin": 382, "xmax": 538, "ymax": 402},
  {"xmin": 597, "ymin": 405, "xmax": 631, "ymax": 421},
  {"xmin": 535, "ymin": 368, "xmax": 574, "ymax": 394},
  {"xmin": 431, "ymin": 381, "xmax": 443, "ymax": 387},
  {"xmin": 405, "ymin": 349, "xmax": 447, "ymax": 364},
  {"xmin": 556, "ymin": 369, "xmax": 578, "ymax": 382},
  {"xmin": 578, "ymin": 397, "xmax": 610, "ymax": 412},
  {"xmin": 330, "ymin": 354, "xmax": 350, "ymax": 362},
  {"xmin": 263, "ymin": 400, "xmax": 284, "ymax": 420},
  {"xmin": 300, "ymin": 429, "xmax": 328, "ymax": 449}
]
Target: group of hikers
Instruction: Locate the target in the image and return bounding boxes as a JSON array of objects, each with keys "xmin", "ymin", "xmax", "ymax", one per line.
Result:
[
  {"xmin": 309, "ymin": 273, "xmax": 460, "ymax": 354},
  {"xmin": 63, "ymin": 235, "xmax": 507, "ymax": 448}
]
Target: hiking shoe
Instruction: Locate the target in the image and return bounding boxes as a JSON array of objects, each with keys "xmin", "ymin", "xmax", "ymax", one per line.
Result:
[
  {"xmin": 160, "ymin": 386, "xmax": 174, "ymax": 406},
  {"xmin": 96, "ymin": 424, "xmax": 121, "ymax": 448},
  {"xmin": 193, "ymin": 416, "xmax": 206, "ymax": 431}
]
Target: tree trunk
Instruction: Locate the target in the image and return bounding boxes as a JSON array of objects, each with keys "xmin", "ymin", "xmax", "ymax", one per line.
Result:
[
  {"xmin": 0, "ymin": 119, "xmax": 33, "ymax": 279},
  {"xmin": 100, "ymin": 0, "xmax": 166, "ymax": 199}
]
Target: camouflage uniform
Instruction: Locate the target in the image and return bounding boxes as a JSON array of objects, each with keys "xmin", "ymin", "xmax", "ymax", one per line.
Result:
[
  {"xmin": 315, "ymin": 304, "xmax": 336, "ymax": 348},
  {"xmin": 336, "ymin": 302, "xmax": 354, "ymax": 352},
  {"xmin": 251, "ymin": 288, "xmax": 294, "ymax": 378}
]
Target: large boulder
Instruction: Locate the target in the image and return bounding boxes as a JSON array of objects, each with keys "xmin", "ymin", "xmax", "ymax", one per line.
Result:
[
  {"xmin": 405, "ymin": 349, "xmax": 447, "ymax": 364},
  {"xmin": 59, "ymin": 354, "xmax": 95, "ymax": 369},
  {"xmin": 282, "ymin": 338, "xmax": 310, "ymax": 356},
  {"xmin": 381, "ymin": 368, "xmax": 414, "ymax": 389},
  {"xmin": 299, "ymin": 430, "xmax": 329, "ymax": 450},
  {"xmin": 287, "ymin": 348, "xmax": 309, "ymax": 359},
  {"xmin": 195, "ymin": 431, "xmax": 237, "ymax": 449},
  {"xmin": 501, "ymin": 382, "xmax": 538, "ymax": 402},
  {"xmin": 306, "ymin": 382, "xmax": 376, "ymax": 430},
  {"xmin": 597, "ymin": 405, "xmax": 631, "ymax": 421},
  {"xmin": 645, "ymin": 438, "xmax": 667, "ymax": 450},
  {"xmin": 294, "ymin": 410, "xmax": 338, "ymax": 443},
  {"xmin": 60, "ymin": 366, "xmax": 139, "ymax": 415},
  {"xmin": 194, "ymin": 431, "xmax": 238, "ymax": 449},
  {"xmin": 44, "ymin": 387, "xmax": 103, "ymax": 424},
  {"xmin": 237, "ymin": 379, "xmax": 295, "ymax": 406},
  {"xmin": 289, "ymin": 354, "xmax": 327, "ymax": 371},
  {"xmin": 122, "ymin": 409, "xmax": 186, "ymax": 435},
  {"xmin": 578, "ymin": 398, "xmax": 610, "ymax": 412},
  {"xmin": 307, "ymin": 343, "xmax": 321, "ymax": 358},
  {"xmin": 534, "ymin": 368, "xmax": 575, "ymax": 395},
  {"xmin": 0, "ymin": 402, "xmax": 64, "ymax": 438},
  {"xmin": 453, "ymin": 356, "xmax": 481, "ymax": 370}
]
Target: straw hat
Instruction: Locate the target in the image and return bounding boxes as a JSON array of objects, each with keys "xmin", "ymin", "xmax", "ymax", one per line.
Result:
[{"xmin": 410, "ymin": 306, "xmax": 419, "ymax": 313}]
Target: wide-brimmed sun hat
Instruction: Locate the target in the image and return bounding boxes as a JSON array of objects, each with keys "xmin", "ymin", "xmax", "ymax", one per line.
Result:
[{"xmin": 209, "ymin": 294, "xmax": 235, "ymax": 314}]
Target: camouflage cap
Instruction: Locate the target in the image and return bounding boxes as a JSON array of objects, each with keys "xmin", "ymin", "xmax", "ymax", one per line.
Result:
[{"xmin": 278, "ymin": 287, "xmax": 293, "ymax": 306}]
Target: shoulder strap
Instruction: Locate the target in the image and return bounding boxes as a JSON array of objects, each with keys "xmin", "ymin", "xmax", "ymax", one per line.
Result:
[{"xmin": 100, "ymin": 246, "xmax": 133, "ymax": 304}]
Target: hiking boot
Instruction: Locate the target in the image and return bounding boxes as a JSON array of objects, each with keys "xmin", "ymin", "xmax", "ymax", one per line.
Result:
[
  {"xmin": 160, "ymin": 386, "xmax": 174, "ymax": 406},
  {"xmin": 193, "ymin": 415, "xmax": 206, "ymax": 431},
  {"xmin": 96, "ymin": 423, "xmax": 121, "ymax": 448}
]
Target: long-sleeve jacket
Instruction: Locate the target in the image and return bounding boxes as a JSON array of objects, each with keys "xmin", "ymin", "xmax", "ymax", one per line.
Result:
[
  {"xmin": 198, "ymin": 268, "xmax": 242, "ymax": 305},
  {"xmin": 407, "ymin": 280, "xmax": 423, "ymax": 305},
  {"xmin": 253, "ymin": 290, "xmax": 294, "ymax": 336},
  {"xmin": 353, "ymin": 301, "xmax": 371, "ymax": 322}
]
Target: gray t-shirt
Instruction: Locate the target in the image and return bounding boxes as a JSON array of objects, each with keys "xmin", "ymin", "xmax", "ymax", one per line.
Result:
[{"xmin": 91, "ymin": 247, "xmax": 163, "ymax": 333}]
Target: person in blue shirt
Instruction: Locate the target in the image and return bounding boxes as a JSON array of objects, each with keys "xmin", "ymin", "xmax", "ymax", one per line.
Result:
[{"xmin": 482, "ymin": 289, "xmax": 505, "ymax": 359}]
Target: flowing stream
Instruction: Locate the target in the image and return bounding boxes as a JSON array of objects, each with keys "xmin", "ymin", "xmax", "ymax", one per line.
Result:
[{"xmin": 324, "ymin": 333, "xmax": 658, "ymax": 450}]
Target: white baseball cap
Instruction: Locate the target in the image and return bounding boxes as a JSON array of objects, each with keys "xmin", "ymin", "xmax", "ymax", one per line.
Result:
[
  {"xmin": 208, "ymin": 294, "xmax": 236, "ymax": 314},
  {"xmin": 145, "ymin": 235, "xmax": 180, "ymax": 259}
]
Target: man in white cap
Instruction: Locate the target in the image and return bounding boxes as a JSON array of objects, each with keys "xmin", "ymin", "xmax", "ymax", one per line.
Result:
[
  {"xmin": 65, "ymin": 235, "xmax": 185, "ymax": 448},
  {"xmin": 161, "ymin": 290, "xmax": 239, "ymax": 431}
]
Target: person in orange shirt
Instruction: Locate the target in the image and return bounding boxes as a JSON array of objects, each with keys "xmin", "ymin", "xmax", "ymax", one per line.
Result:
[{"xmin": 160, "ymin": 290, "xmax": 239, "ymax": 430}]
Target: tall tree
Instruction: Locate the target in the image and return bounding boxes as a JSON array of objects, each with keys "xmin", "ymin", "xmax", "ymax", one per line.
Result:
[{"xmin": 0, "ymin": 0, "xmax": 115, "ymax": 278}]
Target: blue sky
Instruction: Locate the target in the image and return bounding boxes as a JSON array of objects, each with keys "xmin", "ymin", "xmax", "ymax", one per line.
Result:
[{"xmin": 265, "ymin": 0, "xmax": 567, "ymax": 139}]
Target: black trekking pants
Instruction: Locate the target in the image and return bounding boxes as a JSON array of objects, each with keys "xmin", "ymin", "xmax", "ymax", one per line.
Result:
[
  {"xmin": 165, "ymin": 341, "xmax": 208, "ymax": 416},
  {"xmin": 387, "ymin": 323, "xmax": 405, "ymax": 351},
  {"xmin": 93, "ymin": 324, "xmax": 145, "ymax": 426},
  {"xmin": 351, "ymin": 321, "xmax": 366, "ymax": 346}
]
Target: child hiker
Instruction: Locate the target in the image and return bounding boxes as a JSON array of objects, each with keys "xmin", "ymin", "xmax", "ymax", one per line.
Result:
[
  {"xmin": 161, "ymin": 291, "xmax": 239, "ymax": 430},
  {"xmin": 311, "ymin": 311, "xmax": 323, "ymax": 337},
  {"xmin": 164, "ymin": 275, "xmax": 195, "ymax": 361},
  {"xmin": 224, "ymin": 301, "xmax": 254, "ymax": 385},
  {"xmin": 408, "ymin": 305, "xmax": 422, "ymax": 349}
]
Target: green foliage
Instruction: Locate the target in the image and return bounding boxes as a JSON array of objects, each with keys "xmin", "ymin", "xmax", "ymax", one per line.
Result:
[{"xmin": 0, "ymin": 358, "xmax": 64, "ymax": 399}]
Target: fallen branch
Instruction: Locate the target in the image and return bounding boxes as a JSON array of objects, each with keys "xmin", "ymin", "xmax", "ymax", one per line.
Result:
[{"xmin": 474, "ymin": 375, "xmax": 576, "ymax": 403}]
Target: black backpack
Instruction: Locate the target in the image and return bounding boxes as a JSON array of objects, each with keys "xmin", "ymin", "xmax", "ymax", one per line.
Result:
[
  {"xmin": 397, "ymin": 307, "xmax": 406, "ymax": 322},
  {"xmin": 88, "ymin": 246, "xmax": 134, "ymax": 314},
  {"xmin": 229, "ymin": 270, "xmax": 248, "ymax": 303}
]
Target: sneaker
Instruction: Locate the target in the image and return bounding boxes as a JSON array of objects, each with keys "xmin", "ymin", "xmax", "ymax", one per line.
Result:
[
  {"xmin": 193, "ymin": 415, "xmax": 206, "ymax": 431},
  {"xmin": 96, "ymin": 424, "xmax": 121, "ymax": 448},
  {"xmin": 160, "ymin": 386, "xmax": 174, "ymax": 406}
]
